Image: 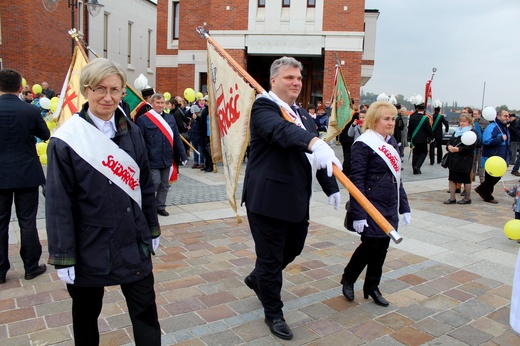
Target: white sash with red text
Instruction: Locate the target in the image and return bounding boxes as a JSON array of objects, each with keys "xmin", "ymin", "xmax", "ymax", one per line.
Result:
[
  {"xmin": 356, "ymin": 129, "xmax": 401, "ymax": 211},
  {"xmin": 144, "ymin": 110, "xmax": 178, "ymax": 183},
  {"xmin": 52, "ymin": 114, "xmax": 142, "ymax": 207}
]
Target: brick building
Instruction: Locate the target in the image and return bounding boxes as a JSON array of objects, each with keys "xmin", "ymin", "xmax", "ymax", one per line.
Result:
[
  {"xmin": 156, "ymin": 0, "xmax": 379, "ymax": 107},
  {"xmin": 0, "ymin": 0, "xmax": 156, "ymax": 95}
]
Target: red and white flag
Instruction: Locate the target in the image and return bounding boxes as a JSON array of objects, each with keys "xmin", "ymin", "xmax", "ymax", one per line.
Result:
[
  {"xmin": 55, "ymin": 46, "xmax": 88, "ymax": 125},
  {"xmin": 206, "ymin": 42, "xmax": 256, "ymax": 216}
]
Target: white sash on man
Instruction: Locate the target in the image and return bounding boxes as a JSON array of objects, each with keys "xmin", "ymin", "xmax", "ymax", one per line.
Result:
[
  {"xmin": 52, "ymin": 114, "xmax": 142, "ymax": 207},
  {"xmin": 356, "ymin": 129, "xmax": 401, "ymax": 212},
  {"xmin": 144, "ymin": 110, "xmax": 177, "ymax": 182}
]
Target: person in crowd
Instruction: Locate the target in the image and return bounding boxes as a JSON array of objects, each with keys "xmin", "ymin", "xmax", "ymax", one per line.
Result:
[
  {"xmin": 0, "ymin": 68, "xmax": 50, "ymax": 285},
  {"xmin": 242, "ymin": 56, "xmax": 341, "ymax": 340},
  {"xmin": 504, "ymin": 180, "xmax": 520, "ymax": 243},
  {"xmin": 347, "ymin": 109, "xmax": 366, "ymax": 141},
  {"xmin": 407, "ymin": 99, "xmax": 433, "ymax": 174},
  {"xmin": 475, "ymin": 110, "xmax": 510, "ymax": 204},
  {"xmin": 189, "ymin": 104, "xmax": 205, "ymax": 169},
  {"xmin": 429, "ymin": 104, "xmax": 449, "ymax": 165},
  {"xmin": 473, "ymin": 108, "xmax": 489, "ymax": 182},
  {"xmin": 399, "ymin": 106, "xmax": 409, "ymax": 154},
  {"xmin": 22, "ymin": 89, "xmax": 34, "ymax": 103},
  {"xmin": 340, "ymin": 101, "xmax": 410, "ymax": 307},
  {"xmin": 199, "ymin": 96, "xmax": 213, "ymax": 172},
  {"xmin": 133, "ymin": 87, "xmax": 154, "ymax": 122},
  {"xmin": 394, "ymin": 104, "xmax": 404, "ymax": 157},
  {"xmin": 444, "ymin": 113, "xmax": 477, "ymax": 205},
  {"xmin": 509, "ymin": 114, "xmax": 519, "ymax": 165},
  {"xmin": 339, "ymin": 105, "xmax": 359, "ymax": 176},
  {"xmin": 42, "ymin": 81, "xmax": 56, "ymax": 99},
  {"xmin": 168, "ymin": 97, "xmax": 191, "ymax": 156},
  {"xmin": 45, "ymin": 58, "xmax": 161, "ymax": 345},
  {"xmin": 137, "ymin": 93, "xmax": 188, "ymax": 216},
  {"xmin": 119, "ymin": 87, "xmax": 131, "ymax": 118},
  {"xmin": 308, "ymin": 104, "xmax": 317, "ymax": 121}
]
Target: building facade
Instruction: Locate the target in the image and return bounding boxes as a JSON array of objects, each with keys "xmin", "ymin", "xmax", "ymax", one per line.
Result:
[
  {"xmin": 0, "ymin": 0, "xmax": 156, "ymax": 94},
  {"xmin": 156, "ymin": 0, "xmax": 379, "ymax": 107}
]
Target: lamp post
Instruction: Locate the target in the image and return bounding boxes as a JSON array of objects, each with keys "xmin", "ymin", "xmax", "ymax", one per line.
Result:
[{"xmin": 42, "ymin": 0, "xmax": 105, "ymax": 54}]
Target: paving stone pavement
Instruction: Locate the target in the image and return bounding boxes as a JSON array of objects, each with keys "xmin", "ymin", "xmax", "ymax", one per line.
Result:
[{"xmin": 3, "ymin": 145, "xmax": 520, "ymax": 345}]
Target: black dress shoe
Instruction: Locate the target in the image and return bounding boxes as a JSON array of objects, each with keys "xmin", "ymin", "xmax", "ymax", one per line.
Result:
[
  {"xmin": 25, "ymin": 264, "xmax": 47, "ymax": 280},
  {"xmin": 265, "ymin": 318, "xmax": 293, "ymax": 340},
  {"xmin": 244, "ymin": 275, "xmax": 260, "ymax": 297},
  {"xmin": 341, "ymin": 281, "xmax": 354, "ymax": 301},
  {"xmin": 443, "ymin": 199, "xmax": 456, "ymax": 204},
  {"xmin": 0, "ymin": 277, "xmax": 5, "ymax": 284},
  {"xmin": 363, "ymin": 288, "xmax": 389, "ymax": 307},
  {"xmin": 457, "ymin": 199, "xmax": 471, "ymax": 205},
  {"xmin": 157, "ymin": 210, "xmax": 169, "ymax": 216}
]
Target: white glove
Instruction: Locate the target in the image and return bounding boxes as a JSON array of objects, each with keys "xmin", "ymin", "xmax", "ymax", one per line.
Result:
[
  {"xmin": 353, "ymin": 220, "xmax": 368, "ymax": 234},
  {"xmin": 401, "ymin": 212, "xmax": 411, "ymax": 226},
  {"xmin": 152, "ymin": 237, "xmax": 160, "ymax": 252},
  {"xmin": 328, "ymin": 192, "xmax": 341, "ymax": 210},
  {"xmin": 311, "ymin": 139, "xmax": 343, "ymax": 177},
  {"xmin": 182, "ymin": 160, "xmax": 188, "ymax": 166},
  {"xmin": 57, "ymin": 266, "xmax": 75, "ymax": 285}
]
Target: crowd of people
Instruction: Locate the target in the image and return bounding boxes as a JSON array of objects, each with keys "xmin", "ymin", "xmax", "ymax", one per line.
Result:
[{"xmin": 2, "ymin": 57, "xmax": 520, "ymax": 343}]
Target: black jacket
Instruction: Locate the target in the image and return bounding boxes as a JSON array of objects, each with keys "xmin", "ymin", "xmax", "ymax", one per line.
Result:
[
  {"xmin": 407, "ymin": 111, "xmax": 433, "ymax": 145},
  {"xmin": 445, "ymin": 130, "xmax": 477, "ymax": 174},
  {"xmin": 0, "ymin": 94, "xmax": 50, "ymax": 188},
  {"xmin": 242, "ymin": 97, "xmax": 339, "ymax": 223},
  {"xmin": 45, "ymin": 105, "xmax": 160, "ymax": 287},
  {"xmin": 431, "ymin": 112, "xmax": 449, "ymax": 140}
]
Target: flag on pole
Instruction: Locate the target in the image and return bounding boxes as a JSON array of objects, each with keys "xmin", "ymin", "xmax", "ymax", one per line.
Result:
[
  {"xmin": 206, "ymin": 41, "xmax": 256, "ymax": 218},
  {"xmin": 425, "ymin": 79, "xmax": 433, "ymax": 116},
  {"xmin": 325, "ymin": 66, "xmax": 353, "ymax": 142},
  {"xmin": 55, "ymin": 46, "xmax": 88, "ymax": 125},
  {"xmin": 124, "ymin": 85, "xmax": 144, "ymax": 120}
]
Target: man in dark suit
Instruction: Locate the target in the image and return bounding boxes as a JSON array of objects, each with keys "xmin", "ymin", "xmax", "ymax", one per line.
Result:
[
  {"xmin": 407, "ymin": 101, "xmax": 433, "ymax": 174},
  {"xmin": 0, "ymin": 69, "xmax": 50, "ymax": 284},
  {"xmin": 242, "ymin": 57, "xmax": 341, "ymax": 340},
  {"xmin": 429, "ymin": 105, "xmax": 449, "ymax": 165}
]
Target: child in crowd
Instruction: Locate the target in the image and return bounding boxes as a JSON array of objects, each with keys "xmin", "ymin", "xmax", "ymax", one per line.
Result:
[{"xmin": 504, "ymin": 181, "xmax": 520, "ymax": 243}]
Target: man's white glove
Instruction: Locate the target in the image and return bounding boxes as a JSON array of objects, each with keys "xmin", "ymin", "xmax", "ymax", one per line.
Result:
[
  {"xmin": 57, "ymin": 266, "xmax": 75, "ymax": 285},
  {"xmin": 401, "ymin": 212, "xmax": 411, "ymax": 226},
  {"xmin": 311, "ymin": 139, "xmax": 342, "ymax": 177},
  {"xmin": 328, "ymin": 192, "xmax": 341, "ymax": 210},
  {"xmin": 152, "ymin": 237, "xmax": 160, "ymax": 252},
  {"xmin": 353, "ymin": 220, "xmax": 368, "ymax": 234},
  {"xmin": 182, "ymin": 160, "xmax": 188, "ymax": 166}
]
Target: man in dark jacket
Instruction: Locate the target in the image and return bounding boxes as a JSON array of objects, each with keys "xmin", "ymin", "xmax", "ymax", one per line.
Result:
[
  {"xmin": 475, "ymin": 110, "xmax": 510, "ymax": 204},
  {"xmin": 429, "ymin": 105, "xmax": 449, "ymax": 165},
  {"xmin": 242, "ymin": 56, "xmax": 342, "ymax": 341},
  {"xmin": 137, "ymin": 93, "xmax": 188, "ymax": 216},
  {"xmin": 0, "ymin": 68, "xmax": 50, "ymax": 284},
  {"xmin": 407, "ymin": 101, "xmax": 433, "ymax": 174},
  {"xmin": 45, "ymin": 59, "xmax": 161, "ymax": 345}
]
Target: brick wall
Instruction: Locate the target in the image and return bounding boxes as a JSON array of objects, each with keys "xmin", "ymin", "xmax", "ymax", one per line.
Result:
[{"xmin": 0, "ymin": 1, "xmax": 82, "ymax": 92}]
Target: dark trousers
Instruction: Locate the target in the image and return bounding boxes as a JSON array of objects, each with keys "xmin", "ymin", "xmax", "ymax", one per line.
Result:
[
  {"xmin": 202, "ymin": 139, "xmax": 213, "ymax": 170},
  {"xmin": 341, "ymin": 141, "xmax": 353, "ymax": 176},
  {"xmin": 341, "ymin": 236, "xmax": 391, "ymax": 291},
  {"xmin": 429, "ymin": 138, "xmax": 443, "ymax": 164},
  {"xmin": 247, "ymin": 210, "xmax": 308, "ymax": 320},
  {"xmin": 66, "ymin": 273, "xmax": 161, "ymax": 346},
  {"xmin": 412, "ymin": 143, "xmax": 428, "ymax": 170},
  {"xmin": 0, "ymin": 187, "xmax": 42, "ymax": 278},
  {"xmin": 476, "ymin": 171, "xmax": 501, "ymax": 201}
]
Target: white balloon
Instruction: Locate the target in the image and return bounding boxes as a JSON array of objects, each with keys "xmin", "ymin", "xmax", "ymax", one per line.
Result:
[
  {"xmin": 482, "ymin": 106, "xmax": 497, "ymax": 121},
  {"xmin": 461, "ymin": 131, "xmax": 477, "ymax": 145},
  {"xmin": 40, "ymin": 97, "xmax": 51, "ymax": 110}
]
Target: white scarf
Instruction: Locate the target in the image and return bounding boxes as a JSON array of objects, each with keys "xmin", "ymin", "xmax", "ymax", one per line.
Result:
[{"xmin": 52, "ymin": 114, "xmax": 142, "ymax": 207}]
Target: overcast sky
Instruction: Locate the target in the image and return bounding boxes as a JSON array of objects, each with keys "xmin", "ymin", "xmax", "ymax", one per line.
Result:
[{"xmin": 364, "ymin": 0, "xmax": 520, "ymax": 110}]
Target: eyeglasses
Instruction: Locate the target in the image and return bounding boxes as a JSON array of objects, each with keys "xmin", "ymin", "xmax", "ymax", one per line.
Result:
[{"xmin": 89, "ymin": 86, "xmax": 123, "ymax": 97}]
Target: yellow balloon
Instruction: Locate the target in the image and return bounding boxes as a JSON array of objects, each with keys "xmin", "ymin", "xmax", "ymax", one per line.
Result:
[
  {"xmin": 36, "ymin": 142, "xmax": 48, "ymax": 156},
  {"xmin": 46, "ymin": 121, "xmax": 57, "ymax": 132},
  {"xmin": 196, "ymin": 92, "xmax": 204, "ymax": 100},
  {"xmin": 22, "ymin": 78, "xmax": 27, "ymax": 86},
  {"xmin": 32, "ymin": 84, "xmax": 43, "ymax": 94},
  {"xmin": 51, "ymin": 97, "xmax": 59, "ymax": 105},
  {"xmin": 39, "ymin": 154, "xmax": 48, "ymax": 165},
  {"xmin": 485, "ymin": 156, "xmax": 507, "ymax": 177},
  {"xmin": 504, "ymin": 219, "xmax": 520, "ymax": 239},
  {"xmin": 163, "ymin": 92, "xmax": 171, "ymax": 101},
  {"xmin": 184, "ymin": 88, "xmax": 195, "ymax": 102}
]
